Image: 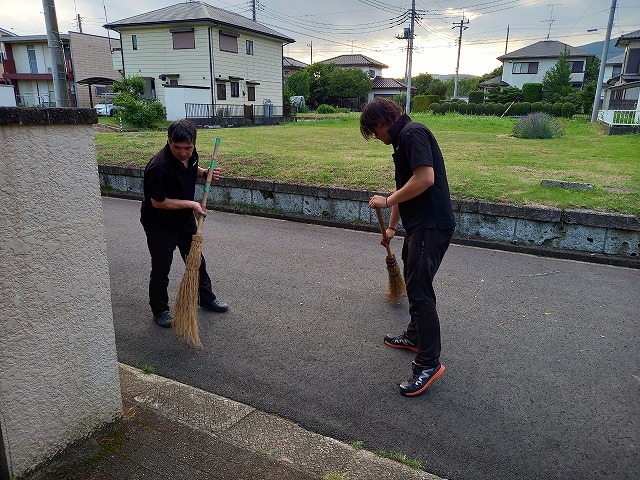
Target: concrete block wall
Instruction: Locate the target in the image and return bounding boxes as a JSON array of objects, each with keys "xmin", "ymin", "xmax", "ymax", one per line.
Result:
[
  {"xmin": 0, "ymin": 108, "xmax": 122, "ymax": 477},
  {"xmin": 99, "ymin": 166, "xmax": 640, "ymax": 266}
]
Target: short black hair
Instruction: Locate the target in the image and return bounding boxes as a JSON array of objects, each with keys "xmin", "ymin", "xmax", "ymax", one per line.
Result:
[
  {"xmin": 359, "ymin": 98, "xmax": 403, "ymax": 140},
  {"xmin": 167, "ymin": 119, "xmax": 197, "ymax": 144}
]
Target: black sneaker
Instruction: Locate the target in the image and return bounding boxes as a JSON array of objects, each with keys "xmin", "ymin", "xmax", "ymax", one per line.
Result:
[
  {"xmin": 384, "ymin": 332, "xmax": 418, "ymax": 352},
  {"xmin": 399, "ymin": 362, "xmax": 445, "ymax": 397},
  {"xmin": 199, "ymin": 298, "xmax": 228, "ymax": 313},
  {"xmin": 153, "ymin": 310, "xmax": 172, "ymax": 328}
]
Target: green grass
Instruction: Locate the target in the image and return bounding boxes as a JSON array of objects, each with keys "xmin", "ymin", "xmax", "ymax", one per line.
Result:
[
  {"xmin": 140, "ymin": 364, "xmax": 155, "ymax": 374},
  {"xmin": 372, "ymin": 448, "xmax": 424, "ymax": 469},
  {"xmin": 95, "ymin": 113, "xmax": 640, "ymax": 217}
]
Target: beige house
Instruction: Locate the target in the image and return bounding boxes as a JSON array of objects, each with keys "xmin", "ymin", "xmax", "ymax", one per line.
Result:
[
  {"xmin": 0, "ymin": 32, "xmax": 119, "ymax": 108},
  {"xmin": 104, "ymin": 1, "xmax": 294, "ymax": 122}
]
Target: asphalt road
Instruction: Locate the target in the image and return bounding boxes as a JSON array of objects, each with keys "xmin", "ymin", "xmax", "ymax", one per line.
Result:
[{"xmin": 103, "ymin": 196, "xmax": 639, "ymax": 480}]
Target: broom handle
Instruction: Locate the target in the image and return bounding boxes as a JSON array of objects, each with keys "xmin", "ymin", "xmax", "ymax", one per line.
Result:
[
  {"xmin": 196, "ymin": 137, "xmax": 221, "ymax": 235},
  {"xmin": 375, "ymin": 207, "xmax": 394, "ymax": 258}
]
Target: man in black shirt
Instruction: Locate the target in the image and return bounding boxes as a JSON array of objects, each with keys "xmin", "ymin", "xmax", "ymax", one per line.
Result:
[
  {"xmin": 141, "ymin": 120, "xmax": 228, "ymax": 328},
  {"xmin": 361, "ymin": 98, "xmax": 455, "ymax": 397}
]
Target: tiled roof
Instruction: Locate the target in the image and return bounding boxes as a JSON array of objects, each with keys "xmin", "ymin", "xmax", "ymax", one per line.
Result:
[
  {"xmin": 498, "ymin": 40, "xmax": 594, "ymax": 61},
  {"xmin": 0, "ymin": 34, "xmax": 70, "ymax": 43},
  {"xmin": 477, "ymin": 76, "xmax": 509, "ymax": 87},
  {"xmin": 104, "ymin": 1, "xmax": 294, "ymax": 43},
  {"xmin": 616, "ymin": 30, "xmax": 640, "ymax": 47},
  {"xmin": 372, "ymin": 76, "xmax": 406, "ymax": 89},
  {"xmin": 606, "ymin": 53, "xmax": 625, "ymax": 65},
  {"xmin": 320, "ymin": 54, "xmax": 388, "ymax": 69},
  {"xmin": 283, "ymin": 57, "xmax": 308, "ymax": 69}
]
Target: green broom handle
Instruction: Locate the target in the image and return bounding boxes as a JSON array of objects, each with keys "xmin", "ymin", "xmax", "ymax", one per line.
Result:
[
  {"xmin": 375, "ymin": 207, "xmax": 394, "ymax": 258},
  {"xmin": 196, "ymin": 137, "xmax": 220, "ymax": 234}
]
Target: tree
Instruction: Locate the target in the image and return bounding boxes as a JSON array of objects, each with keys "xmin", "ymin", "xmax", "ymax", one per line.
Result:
[
  {"xmin": 542, "ymin": 48, "xmax": 573, "ymax": 104},
  {"xmin": 326, "ymin": 67, "xmax": 372, "ymax": 105},
  {"xmin": 426, "ymin": 79, "xmax": 447, "ymax": 98},
  {"xmin": 112, "ymin": 76, "xmax": 165, "ymax": 128},
  {"xmin": 475, "ymin": 66, "xmax": 503, "ymax": 87},
  {"xmin": 412, "ymin": 73, "xmax": 435, "ymax": 95},
  {"xmin": 283, "ymin": 63, "xmax": 371, "ymax": 109}
]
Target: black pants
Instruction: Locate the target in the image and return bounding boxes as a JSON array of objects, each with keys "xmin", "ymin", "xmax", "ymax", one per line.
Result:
[
  {"xmin": 142, "ymin": 222, "xmax": 216, "ymax": 316},
  {"xmin": 402, "ymin": 227, "xmax": 454, "ymax": 367}
]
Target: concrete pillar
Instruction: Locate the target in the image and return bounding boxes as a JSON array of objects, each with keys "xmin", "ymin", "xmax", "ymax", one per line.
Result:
[{"xmin": 0, "ymin": 107, "xmax": 122, "ymax": 478}]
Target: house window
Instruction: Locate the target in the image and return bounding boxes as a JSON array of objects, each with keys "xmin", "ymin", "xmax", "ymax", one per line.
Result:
[
  {"xmin": 171, "ymin": 29, "xmax": 195, "ymax": 50},
  {"xmin": 230, "ymin": 81, "xmax": 240, "ymax": 97},
  {"xmin": 248, "ymin": 85, "xmax": 256, "ymax": 101},
  {"xmin": 571, "ymin": 61, "xmax": 584, "ymax": 73},
  {"xmin": 624, "ymin": 48, "xmax": 640, "ymax": 74},
  {"xmin": 132, "ymin": 35, "xmax": 138, "ymax": 50},
  {"xmin": 27, "ymin": 45, "xmax": 37, "ymax": 73},
  {"xmin": 512, "ymin": 62, "xmax": 538, "ymax": 74},
  {"xmin": 216, "ymin": 83, "xmax": 227, "ymax": 100},
  {"xmin": 246, "ymin": 40, "xmax": 254, "ymax": 55},
  {"xmin": 368, "ymin": 69, "xmax": 375, "ymax": 78},
  {"xmin": 219, "ymin": 31, "xmax": 238, "ymax": 53}
]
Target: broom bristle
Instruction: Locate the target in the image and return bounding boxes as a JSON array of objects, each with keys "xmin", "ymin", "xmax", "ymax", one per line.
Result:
[
  {"xmin": 173, "ymin": 233, "xmax": 203, "ymax": 348},
  {"xmin": 385, "ymin": 254, "xmax": 406, "ymax": 304}
]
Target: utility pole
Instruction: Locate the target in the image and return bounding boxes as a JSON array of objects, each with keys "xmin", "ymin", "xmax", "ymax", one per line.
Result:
[
  {"xmin": 42, "ymin": 0, "xmax": 70, "ymax": 107},
  {"xmin": 308, "ymin": 41, "xmax": 313, "ymax": 64},
  {"xmin": 505, "ymin": 25, "xmax": 509, "ymax": 55},
  {"xmin": 591, "ymin": 0, "xmax": 617, "ymax": 122},
  {"xmin": 405, "ymin": 0, "xmax": 415, "ymax": 112},
  {"xmin": 252, "ymin": 0, "xmax": 256, "ymax": 22},
  {"xmin": 452, "ymin": 16, "xmax": 469, "ymax": 99}
]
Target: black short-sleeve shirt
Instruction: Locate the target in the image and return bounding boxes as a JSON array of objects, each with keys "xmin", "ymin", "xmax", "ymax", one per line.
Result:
[
  {"xmin": 389, "ymin": 114, "xmax": 456, "ymax": 234},
  {"xmin": 140, "ymin": 144, "xmax": 199, "ymax": 228}
]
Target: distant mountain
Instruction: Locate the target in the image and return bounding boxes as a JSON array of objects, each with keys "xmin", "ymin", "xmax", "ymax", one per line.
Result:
[
  {"xmin": 431, "ymin": 73, "xmax": 478, "ymax": 81},
  {"xmin": 578, "ymin": 39, "xmax": 624, "ymax": 60}
]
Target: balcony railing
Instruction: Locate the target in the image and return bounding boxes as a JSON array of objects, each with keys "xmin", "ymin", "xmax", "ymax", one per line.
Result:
[
  {"xmin": 597, "ymin": 109, "xmax": 640, "ymax": 126},
  {"xmin": 185, "ymin": 103, "xmax": 285, "ymax": 119}
]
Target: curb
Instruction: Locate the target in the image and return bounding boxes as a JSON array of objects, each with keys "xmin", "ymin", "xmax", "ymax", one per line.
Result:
[{"xmin": 120, "ymin": 364, "xmax": 448, "ymax": 480}]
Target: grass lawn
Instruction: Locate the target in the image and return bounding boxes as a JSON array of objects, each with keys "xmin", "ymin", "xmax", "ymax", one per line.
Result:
[{"xmin": 95, "ymin": 113, "xmax": 640, "ymax": 217}]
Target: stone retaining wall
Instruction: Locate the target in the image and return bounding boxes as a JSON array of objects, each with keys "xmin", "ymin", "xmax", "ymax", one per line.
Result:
[{"xmin": 99, "ymin": 165, "xmax": 640, "ymax": 268}]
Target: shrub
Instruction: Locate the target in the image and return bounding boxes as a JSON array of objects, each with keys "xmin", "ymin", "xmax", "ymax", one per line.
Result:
[
  {"xmin": 552, "ymin": 102, "xmax": 564, "ymax": 117},
  {"xmin": 457, "ymin": 102, "xmax": 467, "ymax": 114},
  {"xmin": 509, "ymin": 103, "xmax": 522, "ymax": 116},
  {"xmin": 468, "ymin": 90, "xmax": 484, "ymax": 104},
  {"xmin": 467, "ymin": 102, "xmax": 476, "ymax": 115},
  {"xmin": 428, "ymin": 102, "xmax": 441, "ymax": 113},
  {"xmin": 521, "ymin": 102, "xmax": 532, "ymax": 114},
  {"xmin": 531, "ymin": 101, "xmax": 543, "ymax": 113},
  {"xmin": 316, "ymin": 104, "xmax": 337, "ymax": 114},
  {"xmin": 483, "ymin": 103, "xmax": 494, "ymax": 115},
  {"xmin": 561, "ymin": 102, "xmax": 576, "ymax": 118},
  {"xmin": 512, "ymin": 112, "xmax": 564, "ymax": 139},
  {"xmin": 493, "ymin": 103, "xmax": 506, "ymax": 116},
  {"xmin": 542, "ymin": 102, "xmax": 554, "ymax": 115},
  {"xmin": 522, "ymin": 83, "xmax": 543, "ymax": 102},
  {"xmin": 120, "ymin": 98, "xmax": 166, "ymax": 128}
]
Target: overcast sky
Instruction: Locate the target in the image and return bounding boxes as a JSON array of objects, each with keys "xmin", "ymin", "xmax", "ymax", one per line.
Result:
[{"xmin": 3, "ymin": 0, "xmax": 639, "ymax": 77}]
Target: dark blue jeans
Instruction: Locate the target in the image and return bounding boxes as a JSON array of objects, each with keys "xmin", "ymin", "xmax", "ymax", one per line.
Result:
[
  {"xmin": 402, "ymin": 227, "xmax": 454, "ymax": 367},
  {"xmin": 142, "ymin": 222, "xmax": 216, "ymax": 316}
]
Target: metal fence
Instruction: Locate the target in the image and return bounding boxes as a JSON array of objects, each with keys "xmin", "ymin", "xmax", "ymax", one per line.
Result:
[
  {"xmin": 598, "ymin": 109, "xmax": 640, "ymax": 126},
  {"xmin": 185, "ymin": 103, "xmax": 286, "ymax": 121}
]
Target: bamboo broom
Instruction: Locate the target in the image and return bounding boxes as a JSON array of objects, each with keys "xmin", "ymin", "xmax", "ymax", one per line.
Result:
[
  {"xmin": 374, "ymin": 207, "xmax": 406, "ymax": 304},
  {"xmin": 173, "ymin": 137, "xmax": 221, "ymax": 348}
]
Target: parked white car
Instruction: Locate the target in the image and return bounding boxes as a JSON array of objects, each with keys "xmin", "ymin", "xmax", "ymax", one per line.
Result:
[{"xmin": 95, "ymin": 103, "xmax": 121, "ymax": 116}]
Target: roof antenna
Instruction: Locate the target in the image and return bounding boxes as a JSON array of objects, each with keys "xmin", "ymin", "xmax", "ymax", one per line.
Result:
[{"xmin": 544, "ymin": 4, "xmax": 560, "ymax": 40}]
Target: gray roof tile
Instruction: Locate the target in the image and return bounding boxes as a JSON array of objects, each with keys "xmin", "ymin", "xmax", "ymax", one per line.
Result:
[
  {"xmin": 104, "ymin": 1, "xmax": 294, "ymax": 43},
  {"xmin": 498, "ymin": 40, "xmax": 594, "ymax": 61}
]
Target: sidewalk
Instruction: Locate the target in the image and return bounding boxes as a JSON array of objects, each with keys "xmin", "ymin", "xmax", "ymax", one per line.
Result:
[{"xmin": 24, "ymin": 364, "xmax": 447, "ymax": 480}]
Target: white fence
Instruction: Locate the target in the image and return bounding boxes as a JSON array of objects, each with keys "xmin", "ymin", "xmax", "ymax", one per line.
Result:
[{"xmin": 598, "ymin": 109, "xmax": 640, "ymax": 126}]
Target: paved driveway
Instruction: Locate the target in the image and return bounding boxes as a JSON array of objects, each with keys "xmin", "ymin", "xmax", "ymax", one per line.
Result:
[{"xmin": 103, "ymin": 196, "xmax": 639, "ymax": 480}]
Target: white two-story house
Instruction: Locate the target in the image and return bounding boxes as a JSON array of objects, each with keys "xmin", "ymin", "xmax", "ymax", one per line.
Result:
[
  {"xmin": 599, "ymin": 30, "xmax": 640, "ymax": 133},
  {"xmin": 104, "ymin": 1, "xmax": 294, "ymax": 123},
  {"xmin": 497, "ymin": 40, "xmax": 595, "ymax": 90}
]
